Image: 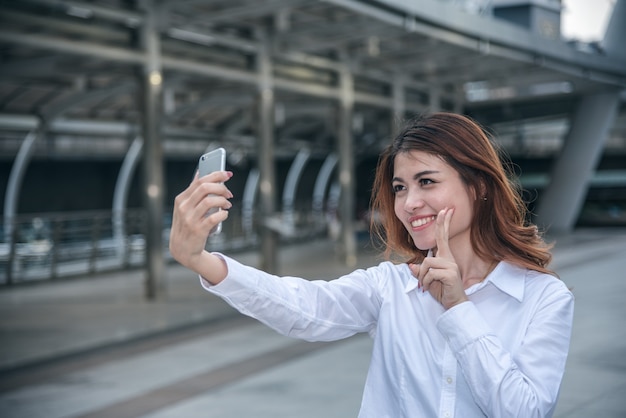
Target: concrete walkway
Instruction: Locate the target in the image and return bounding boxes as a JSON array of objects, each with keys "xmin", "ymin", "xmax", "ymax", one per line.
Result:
[{"xmin": 0, "ymin": 229, "xmax": 625, "ymax": 417}]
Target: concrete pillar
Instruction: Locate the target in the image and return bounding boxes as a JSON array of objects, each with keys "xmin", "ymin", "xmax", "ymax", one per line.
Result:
[
  {"xmin": 537, "ymin": 0, "xmax": 625, "ymax": 233},
  {"xmin": 536, "ymin": 92, "xmax": 620, "ymax": 232},
  {"xmin": 138, "ymin": 1, "xmax": 165, "ymax": 299},
  {"xmin": 256, "ymin": 32, "xmax": 278, "ymax": 273},
  {"xmin": 338, "ymin": 57, "xmax": 357, "ymax": 267}
]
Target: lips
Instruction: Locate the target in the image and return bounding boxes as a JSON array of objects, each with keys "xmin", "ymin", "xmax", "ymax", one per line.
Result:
[{"xmin": 410, "ymin": 215, "xmax": 436, "ymax": 228}]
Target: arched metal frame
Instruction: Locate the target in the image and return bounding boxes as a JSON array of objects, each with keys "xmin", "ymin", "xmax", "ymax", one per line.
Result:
[
  {"xmin": 282, "ymin": 149, "xmax": 311, "ymax": 229},
  {"xmin": 113, "ymin": 136, "xmax": 144, "ymax": 264},
  {"xmin": 313, "ymin": 153, "xmax": 339, "ymax": 226}
]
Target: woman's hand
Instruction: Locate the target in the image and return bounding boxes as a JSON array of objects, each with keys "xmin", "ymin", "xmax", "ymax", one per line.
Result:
[
  {"xmin": 409, "ymin": 208, "xmax": 468, "ymax": 310},
  {"xmin": 169, "ymin": 170, "xmax": 233, "ymax": 279}
]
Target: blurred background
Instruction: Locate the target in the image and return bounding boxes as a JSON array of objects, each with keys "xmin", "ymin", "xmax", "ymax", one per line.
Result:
[
  {"xmin": 0, "ymin": 1, "xmax": 625, "ymax": 417},
  {"xmin": 0, "ymin": 0, "xmax": 624, "ymax": 289}
]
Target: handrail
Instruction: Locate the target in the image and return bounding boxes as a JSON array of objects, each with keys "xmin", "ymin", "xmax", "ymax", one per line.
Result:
[{"xmin": 0, "ymin": 206, "xmax": 329, "ymax": 285}]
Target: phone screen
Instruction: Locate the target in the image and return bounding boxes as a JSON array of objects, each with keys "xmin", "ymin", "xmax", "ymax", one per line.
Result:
[{"xmin": 198, "ymin": 148, "xmax": 226, "ymax": 234}]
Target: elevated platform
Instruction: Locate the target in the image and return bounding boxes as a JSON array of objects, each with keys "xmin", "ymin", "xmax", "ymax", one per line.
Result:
[{"xmin": 0, "ymin": 229, "xmax": 625, "ymax": 417}]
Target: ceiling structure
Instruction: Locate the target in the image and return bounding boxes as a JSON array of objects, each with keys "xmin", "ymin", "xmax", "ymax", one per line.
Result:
[{"xmin": 0, "ymin": 0, "xmax": 624, "ymax": 163}]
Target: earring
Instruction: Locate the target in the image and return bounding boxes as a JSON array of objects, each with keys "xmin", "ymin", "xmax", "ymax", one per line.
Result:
[{"xmin": 482, "ymin": 196, "xmax": 487, "ymax": 201}]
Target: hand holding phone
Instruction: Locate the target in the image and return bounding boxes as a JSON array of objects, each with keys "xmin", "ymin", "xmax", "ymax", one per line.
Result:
[{"xmin": 198, "ymin": 147, "xmax": 226, "ymax": 235}]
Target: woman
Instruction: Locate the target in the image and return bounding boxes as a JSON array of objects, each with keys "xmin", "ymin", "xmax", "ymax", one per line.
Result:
[{"xmin": 169, "ymin": 112, "xmax": 574, "ymax": 417}]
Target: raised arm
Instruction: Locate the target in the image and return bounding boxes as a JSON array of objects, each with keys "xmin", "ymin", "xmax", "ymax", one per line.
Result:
[{"xmin": 169, "ymin": 170, "xmax": 233, "ymax": 284}]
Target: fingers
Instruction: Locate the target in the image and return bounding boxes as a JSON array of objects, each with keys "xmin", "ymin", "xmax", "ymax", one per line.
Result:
[
  {"xmin": 173, "ymin": 171, "xmax": 233, "ymax": 234},
  {"xmin": 170, "ymin": 171, "xmax": 234, "ymax": 265},
  {"xmin": 408, "ymin": 207, "xmax": 467, "ymax": 309},
  {"xmin": 435, "ymin": 207, "xmax": 454, "ymax": 259},
  {"xmin": 412, "ymin": 260, "xmax": 450, "ymax": 293},
  {"xmin": 197, "ymin": 169, "xmax": 233, "ymax": 183},
  {"xmin": 189, "ymin": 170, "xmax": 233, "ymax": 203},
  {"xmin": 417, "ymin": 258, "xmax": 447, "ymax": 292}
]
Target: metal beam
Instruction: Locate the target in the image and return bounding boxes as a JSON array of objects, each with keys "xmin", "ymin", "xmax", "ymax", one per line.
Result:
[
  {"xmin": 24, "ymin": 0, "xmax": 143, "ymax": 26},
  {"xmin": 0, "ymin": 31, "xmax": 144, "ymax": 64}
]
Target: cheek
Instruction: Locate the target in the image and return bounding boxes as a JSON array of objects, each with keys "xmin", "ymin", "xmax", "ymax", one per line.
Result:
[
  {"xmin": 449, "ymin": 199, "xmax": 475, "ymax": 232},
  {"xmin": 393, "ymin": 198, "xmax": 403, "ymax": 220}
]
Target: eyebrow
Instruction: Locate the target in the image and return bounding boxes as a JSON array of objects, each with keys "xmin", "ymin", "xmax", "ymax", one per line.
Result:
[{"xmin": 392, "ymin": 170, "xmax": 440, "ymax": 183}]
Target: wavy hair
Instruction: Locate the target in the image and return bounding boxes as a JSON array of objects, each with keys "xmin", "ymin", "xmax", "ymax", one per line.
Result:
[{"xmin": 370, "ymin": 112, "xmax": 554, "ymax": 275}]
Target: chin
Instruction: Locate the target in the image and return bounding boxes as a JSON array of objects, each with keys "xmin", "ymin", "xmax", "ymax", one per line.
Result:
[{"xmin": 411, "ymin": 238, "xmax": 435, "ymax": 251}]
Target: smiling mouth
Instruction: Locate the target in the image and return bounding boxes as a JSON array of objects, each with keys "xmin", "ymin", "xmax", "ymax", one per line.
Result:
[{"xmin": 411, "ymin": 215, "xmax": 436, "ymax": 228}]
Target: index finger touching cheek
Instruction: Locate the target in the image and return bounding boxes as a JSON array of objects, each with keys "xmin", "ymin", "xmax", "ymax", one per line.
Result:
[{"xmin": 435, "ymin": 207, "xmax": 454, "ymax": 258}]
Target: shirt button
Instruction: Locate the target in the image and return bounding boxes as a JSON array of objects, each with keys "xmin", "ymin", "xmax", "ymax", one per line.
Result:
[
  {"xmin": 446, "ymin": 377, "xmax": 453, "ymax": 384},
  {"xmin": 444, "ymin": 412, "xmax": 451, "ymax": 418}
]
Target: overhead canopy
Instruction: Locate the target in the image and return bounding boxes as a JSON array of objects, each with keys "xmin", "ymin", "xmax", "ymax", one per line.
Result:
[{"xmin": 0, "ymin": 0, "xmax": 624, "ymax": 159}]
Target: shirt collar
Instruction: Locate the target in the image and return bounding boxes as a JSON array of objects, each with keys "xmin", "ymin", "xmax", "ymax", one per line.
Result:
[
  {"xmin": 404, "ymin": 259, "xmax": 526, "ymax": 302},
  {"xmin": 474, "ymin": 261, "xmax": 526, "ymax": 302},
  {"xmin": 404, "ymin": 249, "xmax": 432, "ymax": 294},
  {"xmin": 404, "ymin": 267, "xmax": 419, "ymax": 293}
]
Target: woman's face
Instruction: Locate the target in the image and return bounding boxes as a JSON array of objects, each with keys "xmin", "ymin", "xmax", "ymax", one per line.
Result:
[{"xmin": 392, "ymin": 150, "xmax": 475, "ymax": 252}]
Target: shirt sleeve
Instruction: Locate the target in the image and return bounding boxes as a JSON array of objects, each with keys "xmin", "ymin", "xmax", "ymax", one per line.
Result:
[
  {"xmin": 436, "ymin": 280, "xmax": 574, "ymax": 418},
  {"xmin": 201, "ymin": 253, "xmax": 382, "ymax": 342}
]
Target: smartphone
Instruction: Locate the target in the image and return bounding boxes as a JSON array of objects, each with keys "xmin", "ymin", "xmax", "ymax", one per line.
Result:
[{"xmin": 198, "ymin": 147, "xmax": 226, "ymax": 235}]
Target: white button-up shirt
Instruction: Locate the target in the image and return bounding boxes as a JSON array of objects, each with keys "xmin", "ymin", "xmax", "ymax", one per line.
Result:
[{"xmin": 203, "ymin": 254, "xmax": 574, "ymax": 418}]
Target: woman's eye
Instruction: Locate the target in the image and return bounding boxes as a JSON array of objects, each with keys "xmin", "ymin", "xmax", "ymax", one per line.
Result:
[
  {"xmin": 392, "ymin": 184, "xmax": 405, "ymax": 193},
  {"xmin": 419, "ymin": 178, "xmax": 434, "ymax": 186}
]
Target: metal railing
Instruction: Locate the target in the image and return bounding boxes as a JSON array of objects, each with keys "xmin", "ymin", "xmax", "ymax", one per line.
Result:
[{"xmin": 0, "ymin": 205, "xmax": 329, "ymax": 286}]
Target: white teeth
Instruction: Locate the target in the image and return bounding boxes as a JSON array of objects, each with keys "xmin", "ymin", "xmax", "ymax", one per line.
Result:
[{"xmin": 411, "ymin": 216, "xmax": 436, "ymax": 228}]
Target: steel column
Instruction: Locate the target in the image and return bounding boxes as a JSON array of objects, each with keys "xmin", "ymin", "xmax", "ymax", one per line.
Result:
[
  {"xmin": 429, "ymin": 85, "xmax": 441, "ymax": 112},
  {"xmin": 256, "ymin": 32, "xmax": 278, "ymax": 273},
  {"xmin": 392, "ymin": 77, "xmax": 406, "ymax": 133},
  {"xmin": 138, "ymin": 2, "xmax": 165, "ymax": 299},
  {"xmin": 338, "ymin": 58, "xmax": 357, "ymax": 267}
]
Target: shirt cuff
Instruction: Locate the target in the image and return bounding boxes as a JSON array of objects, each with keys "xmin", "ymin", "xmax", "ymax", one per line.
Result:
[
  {"xmin": 436, "ymin": 301, "xmax": 492, "ymax": 353},
  {"xmin": 199, "ymin": 252, "xmax": 259, "ymax": 298}
]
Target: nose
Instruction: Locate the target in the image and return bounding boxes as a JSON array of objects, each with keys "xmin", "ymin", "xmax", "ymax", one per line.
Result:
[{"xmin": 404, "ymin": 188, "xmax": 424, "ymax": 212}]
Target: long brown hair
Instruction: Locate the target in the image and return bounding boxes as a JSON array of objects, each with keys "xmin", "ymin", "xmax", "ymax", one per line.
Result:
[{"xmin": 370, "ymin": 112, "xmax": 554, "ymax": 275}]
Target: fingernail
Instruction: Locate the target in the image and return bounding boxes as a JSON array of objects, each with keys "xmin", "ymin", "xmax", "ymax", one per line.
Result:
[{"xmin": 226, "ymin": 171, "xmax": 234, "ymax": 178}]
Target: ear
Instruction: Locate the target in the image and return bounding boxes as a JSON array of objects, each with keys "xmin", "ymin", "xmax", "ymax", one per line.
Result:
[{"xmin": 476, "ymin": 179, "xmax": 487, "ymax": 201}]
